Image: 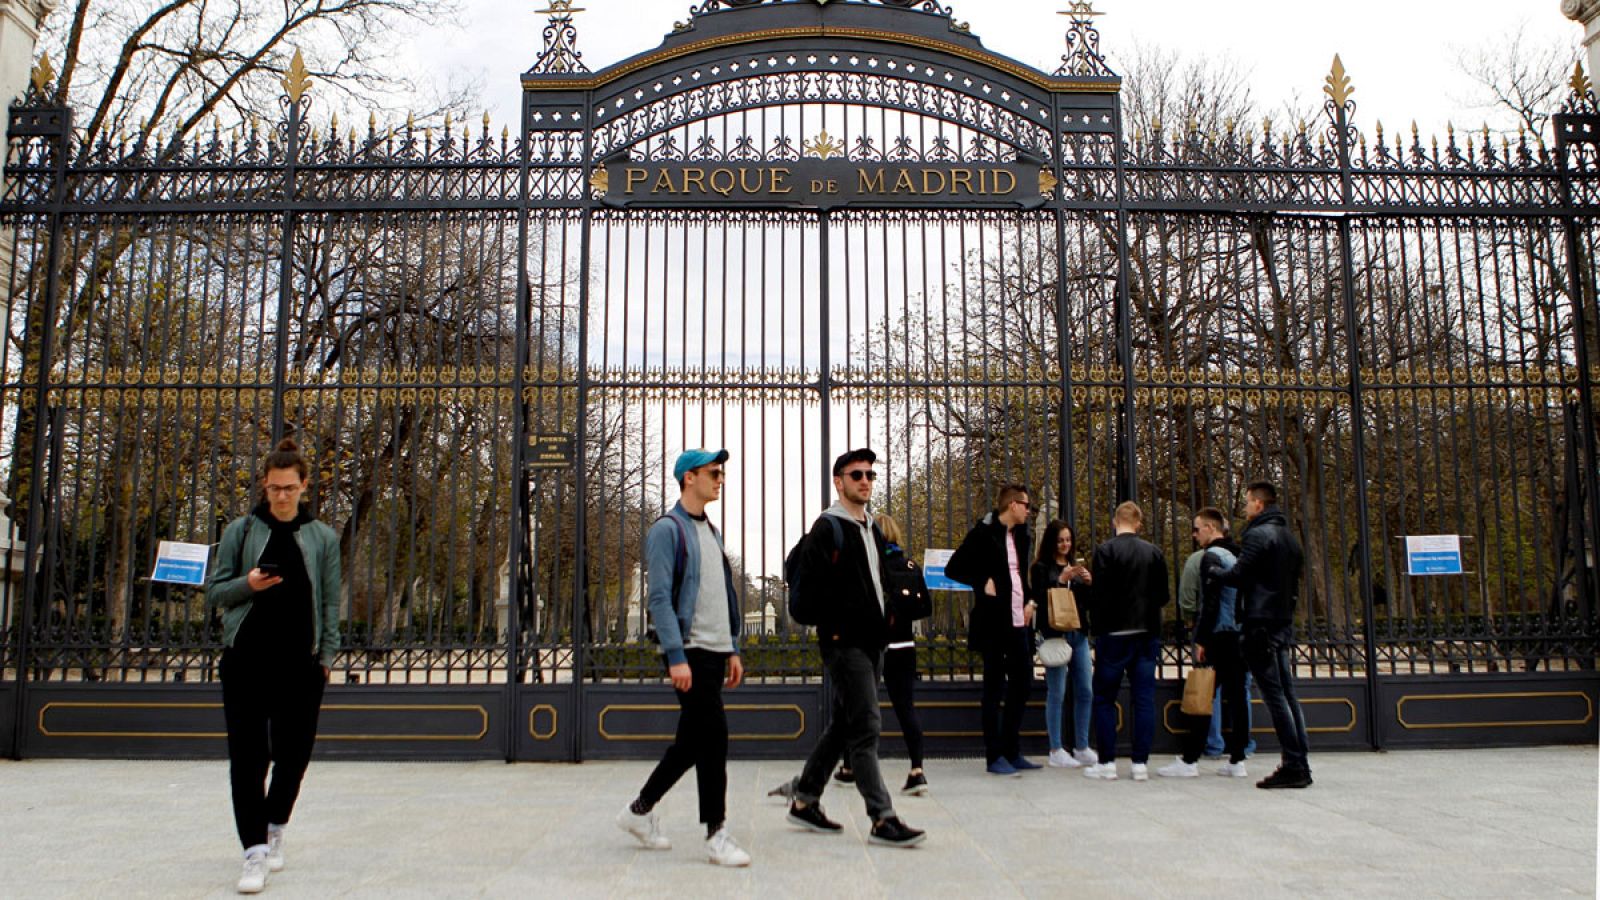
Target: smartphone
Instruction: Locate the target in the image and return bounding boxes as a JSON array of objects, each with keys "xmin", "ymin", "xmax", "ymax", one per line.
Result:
[{"xmin": 257, "ymin": 563, "xmax": 281, "ymax": 577}]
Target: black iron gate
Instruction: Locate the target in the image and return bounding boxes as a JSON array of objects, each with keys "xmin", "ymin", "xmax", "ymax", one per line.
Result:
[{"xmin": 1, "ymin": 0, "xmax": 1597, "ymax": 761}]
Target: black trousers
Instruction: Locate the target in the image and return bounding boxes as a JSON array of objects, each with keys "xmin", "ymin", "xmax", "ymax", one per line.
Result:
[
  {"xmin": 980, "ymin": 625, "xmax": 1033, "ymax": 763},
  {"xmin": 221, "ymin": 649, "xmax": 326, "ymax": 850},
  {"xmin": 882, "ymin": 646, "xmax": 924, "ymax": 770},
  {"xmin": 1178, "ymin": 633, "xmax": 1250, "ymax": 764},
  {"xmin": 638, "ymin": 648, "xmax": 731, "ymax": 827},
  {"xmin": 1245, "ymin": 622, "xmax": 1312, "ymax": 772}
]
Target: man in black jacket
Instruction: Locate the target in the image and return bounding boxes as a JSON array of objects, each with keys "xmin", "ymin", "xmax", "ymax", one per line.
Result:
[
  {"xmin": 1218, "ymin": 481, "xmax": 1312, "ymax": 789},
  {"xmin": 786, "ymin": 448, "xmax": 925, "ymax": 847},
  {"xmin": 1084, "ymin": 501, "xmax": 1169, "ymax": 782},
  {"xmin": 945, "ymin": 483, "xmax": 1038, "ymax": 777}
]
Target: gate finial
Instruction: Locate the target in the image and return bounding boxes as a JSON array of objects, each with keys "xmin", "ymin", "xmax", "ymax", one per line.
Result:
[
  {"xmin": 1055, "ymin": 3, "xmax": 1116, "ymax": 80},
  {"xmin": 532, "ymin": 0, "xmax": 590, "ymax": 75}
]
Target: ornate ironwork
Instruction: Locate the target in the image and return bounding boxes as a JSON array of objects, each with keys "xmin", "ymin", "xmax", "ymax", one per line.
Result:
[
  {"xmin": 0, "ymin": 1, "xmax": 1596, "ymax": 758},
  {"xmin": 1054, "ymin": 2, "xmax": 1116, "ymax": 80},
  {"xmin": 529, "ymin": 0, "xmax": 589, "ymax": 75}
]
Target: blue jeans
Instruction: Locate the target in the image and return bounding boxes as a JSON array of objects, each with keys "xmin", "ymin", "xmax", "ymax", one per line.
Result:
[
  {"xmin": 1091, "ymin": 633, "xmax": 1159, "ymax": 764},
  {"xmin": 1205, "ymin": 671, "xmax": 1258, "ymax": 757},
  {"xmin": 1043, "ymin": 630, "xmax": 1092, "ymax": 752}
]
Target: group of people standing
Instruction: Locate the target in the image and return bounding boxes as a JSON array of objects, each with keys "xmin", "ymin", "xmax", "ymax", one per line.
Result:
[
  {"xmin": 947, "ymin": 481, "xmax": 1313, "ymax": 788},
  {"xmin": 618, "ymin": 446, "xmax": 1316, "ymax": 868}
]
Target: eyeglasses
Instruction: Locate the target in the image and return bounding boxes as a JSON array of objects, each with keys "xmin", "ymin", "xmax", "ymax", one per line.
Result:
[
  {"xmin": 265, "ymin": 484, "xmax": 303, "ymax": 496},
  {"xmin": 844, "ymin": 470, "xmax": 878, "ymax": 482}
]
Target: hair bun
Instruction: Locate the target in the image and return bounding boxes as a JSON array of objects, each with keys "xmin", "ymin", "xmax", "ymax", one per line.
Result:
[{"xmin": 275, "ymin": 437, "xmax": 300, "ymax": 453}]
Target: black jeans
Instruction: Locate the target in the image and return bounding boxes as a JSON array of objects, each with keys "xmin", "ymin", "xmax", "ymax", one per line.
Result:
[
  {"xmin": 797, "ymin": 645, "xmax": 894, "ymax": 821},
  {"xmin": 882, "ymin": 646, "xmax": 924, "ymax": 770},
  {"xmin": 638, "ymin": 648, "xmax": 731, "ymax": 827},
  {"xmin": 980, "ymin": 625, "xmax": 1033, "ymax": 763},
  {"xmin": 221, "ymin": 649, "xmax": 327, "ymax": 850},
  {"xmin": 1179, "ymin": 633, "xmax": 1249, "ymax": 764},
  {"xmin": 1244, "ymin": 622, "xmax": 1311, "ymax": 772}
]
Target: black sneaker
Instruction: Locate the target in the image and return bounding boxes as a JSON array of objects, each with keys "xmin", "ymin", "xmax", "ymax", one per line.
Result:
[
  {"xmin": 832, "ymin": 766, "xmax": 855, "ymax": 784},
  {"xmin": 901, "ymin": 771, "xmax": 929, "ymax": 796},
  {"xmin": 869, "ymin": 816, "xmax": 926, "ymax": 848},
  {"xmin": 787, "ymin": 801, "xmax": 843, "ymax": 833},
  {"xmin": 1256, "ymin": 766, "xmax": 1313, "ymax": 789}
]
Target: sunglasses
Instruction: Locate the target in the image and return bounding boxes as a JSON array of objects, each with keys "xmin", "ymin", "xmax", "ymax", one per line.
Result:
[
  {"xmin": 696, "ymin": 467, "xmax": 726, "ymax": 481},
  {"xmin": 1013, "ymin": 499, "xmax": 1034, "ymax": 510},
  {"xmin": 843, "ymin": 470, "xmax": 878, "ymax": 482}
]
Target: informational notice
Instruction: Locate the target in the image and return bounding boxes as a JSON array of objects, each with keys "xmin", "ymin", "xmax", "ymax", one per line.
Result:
[
  {"xmin": 151, "ymin": 540, "xmax": 210, "ymax": 586},
  {"xmin": 1404, "ymin": 534, "xmax": 1464, "ymax": 576},
  {"xmin": 922, "ymin": 549, "xmax": 972, "ymax": 592}
]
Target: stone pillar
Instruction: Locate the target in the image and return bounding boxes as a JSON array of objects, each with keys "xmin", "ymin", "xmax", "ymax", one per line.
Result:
[
  {"xmin": 0, "ymin": 0, "xmax": 50, "ymax": 108},
  {"xmin": 1566, "ymin": 0, "xmax": 1600, "ymax": 86}
]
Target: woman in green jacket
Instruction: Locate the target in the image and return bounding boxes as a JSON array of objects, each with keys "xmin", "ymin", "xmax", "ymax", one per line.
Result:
[{"xmin": 205, "ymin": 438, "xmax": 342, "ymax": 894}]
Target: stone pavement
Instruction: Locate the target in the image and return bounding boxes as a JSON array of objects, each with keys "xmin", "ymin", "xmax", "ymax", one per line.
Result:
[{"xmin": 1, "ymin": 747, "xmax": 1594, "ymax": 898}]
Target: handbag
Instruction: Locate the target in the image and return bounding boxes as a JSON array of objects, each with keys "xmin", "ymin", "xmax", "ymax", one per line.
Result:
[
  {"xmin": 1036, "ymin": 636, "xmax": 1072, "ymax": 667},
  {"xmin": 1047, "ymin": 586, "xmax": 1080, "ymax": 631},
  {"xmin": 1181, "ymin": 666, "xmax": 1216, "ymax": 716}
]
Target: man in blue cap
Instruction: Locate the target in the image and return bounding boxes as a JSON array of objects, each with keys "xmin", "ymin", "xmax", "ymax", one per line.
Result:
[{"xmin": 617, "ymin": 448, "xmax": 751, "ymax": 867}]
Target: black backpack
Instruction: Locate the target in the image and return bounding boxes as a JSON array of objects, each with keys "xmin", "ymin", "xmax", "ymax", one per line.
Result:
[
  {"xmin": 884, "ymin": 549, "xmax": 933, "ymax": 622},
  {"xmin": 783, "ymin": 516, "xmax": 845, "ymax": 626}
]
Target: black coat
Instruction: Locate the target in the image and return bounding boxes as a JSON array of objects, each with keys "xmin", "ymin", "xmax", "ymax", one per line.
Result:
[
  {"xmin": 883, "ymin": 543, "xmax": 929, "ymax": 645},
  {"xmin": 799, "ymin": 512, "xmax": 891, "ymax": 650},
  {"xmin": 1217, "ymin": 507, "xmax": 1304, "ymax": 625},
  {"xmin": 1086, "ymin": 532, "xmax": 1170, "ymax": 637},
  {"xmin": 945, "ymin": 513, "xmax": 1032, "ymax": 651}
]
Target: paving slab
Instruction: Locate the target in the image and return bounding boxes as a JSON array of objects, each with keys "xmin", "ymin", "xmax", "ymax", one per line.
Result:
[{"xmin": 0, "ymin": 747, "xmax": 1594, "ymax": 898}]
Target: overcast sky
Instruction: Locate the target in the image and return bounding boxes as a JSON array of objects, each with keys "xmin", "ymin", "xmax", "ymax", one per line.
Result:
[{"xmin": 403, "ymin": 0, "xmax": 1583, "ymax": 140}]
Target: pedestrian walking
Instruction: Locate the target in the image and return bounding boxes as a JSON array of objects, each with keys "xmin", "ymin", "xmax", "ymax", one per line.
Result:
[
  {"xmin": 616, "ymin": 449, "xmax": 752, "ymax": 866},
  {"xmin": 784, "ymin": 448, "xmax": 926, "ymax": 847},
  {"xmin": 205, "ymin": 438, "xmax": 342, "ymax": 894}
]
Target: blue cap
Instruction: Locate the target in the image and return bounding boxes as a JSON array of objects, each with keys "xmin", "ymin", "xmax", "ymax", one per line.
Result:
[{"xmin": 673, "ymin": 448, "xmax": 729, "ymax": 483}]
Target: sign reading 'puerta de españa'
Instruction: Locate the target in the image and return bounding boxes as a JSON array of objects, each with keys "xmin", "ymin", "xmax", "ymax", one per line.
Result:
[{"xmin": 595, "ymin": 136, "xmax": 1054, "ymax": 211}]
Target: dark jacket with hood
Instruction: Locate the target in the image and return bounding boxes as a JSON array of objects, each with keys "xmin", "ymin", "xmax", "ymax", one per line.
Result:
[
  {"xmin": 1086, "ymin": 532, "xmax": 1170, "ymax": 637},
  {"xmin": 1217, "ymin": 506, "xmax": 1304, "ymax": 625},
  {"xmin": 945, "ymin": 512, "xmax": 1032, "ymax": 651},
  {"xmin": 799, "ymin": 504, "xmax": 891, "ymax": 650}
]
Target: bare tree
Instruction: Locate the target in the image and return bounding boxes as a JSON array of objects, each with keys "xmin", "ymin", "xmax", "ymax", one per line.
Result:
[{"xmin": 1455, "ymin": 24, "xmax": 1580, "ymax": 138}]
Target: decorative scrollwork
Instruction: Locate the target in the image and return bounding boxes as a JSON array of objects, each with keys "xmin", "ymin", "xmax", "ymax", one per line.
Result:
[
  {"xmin": 531, "ymin": 1, "xmax": 590, "ymax": 75},
  {"xmin": 1054, "ymin": 2, "xmax": 1116, "ymax": 80}
]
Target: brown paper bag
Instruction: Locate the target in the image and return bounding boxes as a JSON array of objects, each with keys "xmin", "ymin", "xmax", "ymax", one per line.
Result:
[
  {"xmin": 1181, "ymin": 667, "xmax": 1216, "ymax": 716},
  {"xmin": 1047, "ymin": 586, "xmax": 1080, "ymax": 631}
]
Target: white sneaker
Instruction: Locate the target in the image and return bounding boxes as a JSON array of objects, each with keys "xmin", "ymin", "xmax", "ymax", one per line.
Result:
[
  {"xmin": 706, "ymin": 827, "xmax": 751, "ymax": 867},
  {"xmin": 616, "ymin": 804, "xmax": 671, "ymax": 850},
  {"xmin": 1082, "ymin": 762, "xmax": 1118, "ymax": 780},
  {"xmin": 1072, "ymin": 747, "xmax": 1099, "ymax": 766},
  {"xmin": 265, "ymin": 825, "xmax": 285, "ymax": 872},
  {"xmin": 1130, "ymin": 763, "xmax": 1149, "ymax": 782},
  {"xmin": 1216, "ymin": 761, "xmax": 1249, "ymax": 778},
  {"xmin": 237, "ymin": 850, "xmax": 269, "ymax": 894},
  {"xmin": 1047, "ymin": 748, "xmax": 1078, "ymax": 768},
  {"xmin": 1157, "ymin": 758, "xmax": 1199, "ymax": 778}
]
